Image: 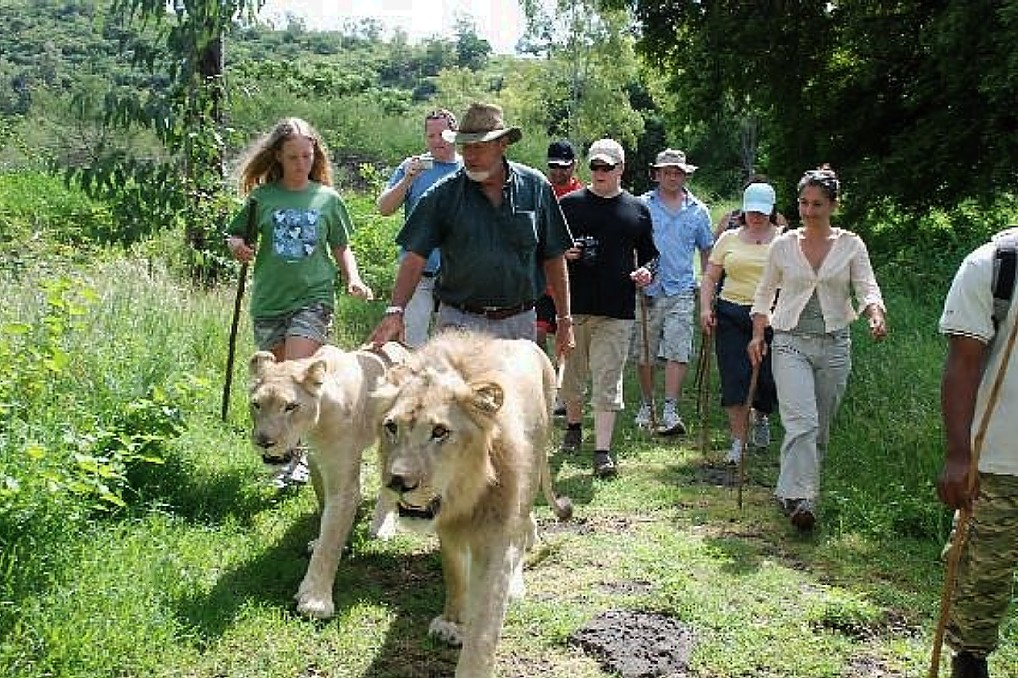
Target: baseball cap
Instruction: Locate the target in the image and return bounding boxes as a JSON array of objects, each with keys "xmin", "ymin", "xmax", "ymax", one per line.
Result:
[
  {"xmin": 742, "ymin": 182, "xmax": 776, "ymax": 215},
  {"xmin": 587, "ymin": 138, "xmax": 625, "ymax": 165},
  {"xmin": 547, "ymin": 140, "xmax": 576, "ymax": 166}
]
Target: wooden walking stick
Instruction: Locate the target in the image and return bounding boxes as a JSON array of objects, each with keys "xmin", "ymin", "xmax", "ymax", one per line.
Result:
[
  {"xmin": 927, "ymin": 312, "xmax": 1018, "ymax": 677},
  {"xmin": 221, "ymin": 198, "xmax": 258, "ymax": 422},
  {"xmin": 638, "ymin": 291, "xmax": 658, "ymax": 432},
  {"xmin": 695, "ymin": 329, "xmax": 713, "ymax": 459},
  {"xmin": 737, "ymin": 364, "xmax": 759, "ymax": 510}
]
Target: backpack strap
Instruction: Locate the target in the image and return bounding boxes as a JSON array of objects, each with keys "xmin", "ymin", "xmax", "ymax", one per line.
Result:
[{"xmin": 991, "ymin": 228, "xmax": 1018, "ymax": 329}]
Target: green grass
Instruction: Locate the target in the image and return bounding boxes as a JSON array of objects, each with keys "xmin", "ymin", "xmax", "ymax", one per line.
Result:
[{"xmin": 1, "ymin": 183, "xmax": 1016, "ymax": 677}]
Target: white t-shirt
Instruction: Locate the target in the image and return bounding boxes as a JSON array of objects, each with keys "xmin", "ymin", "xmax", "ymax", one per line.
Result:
[{"xmin": 939, "ymin": 233, "xmax": 1018, "ymax": 475}]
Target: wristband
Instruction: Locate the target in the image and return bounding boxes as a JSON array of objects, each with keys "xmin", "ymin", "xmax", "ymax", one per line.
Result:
[
  {"xmin": 556, "ymin": 314, "xmax": 573, "ymax": 323},
  {"xmin": 384, "ymin": 305, "xmax": 405, "ymax": 316}
]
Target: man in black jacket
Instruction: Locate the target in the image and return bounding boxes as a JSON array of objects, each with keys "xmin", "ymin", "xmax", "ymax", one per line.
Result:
[{"xmin": 558, "ymin": 138, "xmax": 658, "ymax": 478}]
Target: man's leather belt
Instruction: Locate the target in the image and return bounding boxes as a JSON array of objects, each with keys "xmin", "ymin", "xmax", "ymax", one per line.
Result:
[{"xmin": 447, "ymin": 300, "xmax": 535, "ymax": 320}]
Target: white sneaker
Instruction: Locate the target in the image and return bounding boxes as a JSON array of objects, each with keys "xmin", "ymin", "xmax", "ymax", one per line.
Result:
[
  {"xmin": 724, "ymin": 439, "xmax": 743, "ymax": 465},
  {"xmin": 634, "ymin": 402, "xmax": 652, "ymax": 429},
  {"xmin": 751, "ymin": 412, "xmax": 771, "ymax": 448},
  {"xmin": 656, "ymin": 405, "xmax": 686, "ymax": 436}
]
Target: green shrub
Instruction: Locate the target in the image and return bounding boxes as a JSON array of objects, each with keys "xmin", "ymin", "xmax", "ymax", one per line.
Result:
[{"xmin": 0, "ymin": 170, "xmax": 113, "ymax": 276}]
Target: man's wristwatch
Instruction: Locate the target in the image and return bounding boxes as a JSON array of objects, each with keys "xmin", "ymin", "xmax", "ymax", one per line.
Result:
[
  {"xmin": 556, "ymin": 314, "xmax": 573, "ymax": 324},
  {"xmin": 384, "ymin": 305, "xmax": 405, "ymax": 316}
]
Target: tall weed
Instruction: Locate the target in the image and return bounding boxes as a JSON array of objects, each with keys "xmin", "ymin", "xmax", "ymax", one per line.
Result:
[{"xmin": 0, "ymin": 257, "xmax": 230, "ymax": 636}]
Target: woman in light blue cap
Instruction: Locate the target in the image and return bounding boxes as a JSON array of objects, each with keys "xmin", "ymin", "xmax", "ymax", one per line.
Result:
[{"xmin": 700, "ymin": 181, "xmax": 782, "ymax": 466}]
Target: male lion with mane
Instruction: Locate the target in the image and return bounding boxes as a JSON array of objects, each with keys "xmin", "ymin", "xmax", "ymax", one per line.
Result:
[
  {"xmin": 373, "ymin": 329, "xmax": 572, "ymax": 678},
  {"xmin": 247, "ymin": 341, "xmax": 408, "ymax": 619}
]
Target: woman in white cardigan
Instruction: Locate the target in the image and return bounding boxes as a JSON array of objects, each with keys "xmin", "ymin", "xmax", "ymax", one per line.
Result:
[{"xmin": 747, "ymin": 165, "xmax": 887, "ymax": 531}]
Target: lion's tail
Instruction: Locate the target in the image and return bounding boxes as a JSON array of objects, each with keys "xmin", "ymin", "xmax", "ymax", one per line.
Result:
[{"xmin": 540, "ymin": 447, "xmax": 573, "ymax": 521}]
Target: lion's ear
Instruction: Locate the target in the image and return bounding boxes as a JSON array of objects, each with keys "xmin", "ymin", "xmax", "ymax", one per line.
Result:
[
  {"xmin": 304, "ymin": 358, "xmax": 328, "ymax": 391},
  {"xmin": 249, "ymin": 351, "xmax": 276, "ymax": 379},
  {"xmin": 470, "ymin": 381, "xmax": 504, "ymax": 414},
  {"xmin": 371, "ymin": 380, "xmax": 401, "ymax": 414}
]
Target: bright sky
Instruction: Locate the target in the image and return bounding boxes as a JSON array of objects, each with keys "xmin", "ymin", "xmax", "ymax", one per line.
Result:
[{"xmin": 258, "ymin": 1, "xmax": 532, "ymax": 54}]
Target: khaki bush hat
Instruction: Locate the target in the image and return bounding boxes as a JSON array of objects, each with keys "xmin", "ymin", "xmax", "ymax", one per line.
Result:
[
  {"xmin": 652, "ymin": 148, "xmax": 697, "ymax": 173},
  {"xmin": 441, "ymin": 102, "xmax": 522, "ymax": 145}
]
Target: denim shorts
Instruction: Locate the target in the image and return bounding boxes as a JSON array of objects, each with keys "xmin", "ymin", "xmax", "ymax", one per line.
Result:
[{"xmin": 252, "ymin": 303, "xmax": 333, "ymax": 351}]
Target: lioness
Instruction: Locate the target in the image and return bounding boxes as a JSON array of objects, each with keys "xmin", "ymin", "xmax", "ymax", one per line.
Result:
[
  {"xmin": 248, "ymin": 341, "xmax": 409, "ymax": 619},
  {"xmin": 374, "ymin": 330, "xmax": 572, "ymax": 678}
]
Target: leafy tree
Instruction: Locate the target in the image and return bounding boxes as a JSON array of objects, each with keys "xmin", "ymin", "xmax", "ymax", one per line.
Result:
[
  {"xmin": 453, "ymin": 17, "xmax": 492, "ymax": 70},
  {"xmin": 518, "ymin": 0, "xmax": 672, "ymax": 192},
  {"xmin": 64, "ymin": 0, "xmax": 264, "ymax": 280},
  {"xmin": 612, "ymin": 0, "xmax": 1018, "ymax": 215}
]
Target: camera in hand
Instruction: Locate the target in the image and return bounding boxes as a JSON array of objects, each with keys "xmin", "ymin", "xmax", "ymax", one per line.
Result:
[
  {"xmin": 418, "ymin": 154, "xmax": 434, "ymax": 170},
  {"xmin": 574, "ymin": 235, "xmax": 599, "ymax": 266}
]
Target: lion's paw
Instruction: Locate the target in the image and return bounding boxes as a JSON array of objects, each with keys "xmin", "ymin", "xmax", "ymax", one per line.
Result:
[
  {"xmin": 295, "ymin": 590, "xmax": 335, "ymax": 620},
  {"xmin": 428, "ymin": 616, "xmax": 464, "ymax": 647}
]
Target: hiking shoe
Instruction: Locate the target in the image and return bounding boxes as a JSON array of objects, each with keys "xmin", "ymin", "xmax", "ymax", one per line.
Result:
[
  {"xmin": 593, "ymin": 450, "xmax": 617, "ymax": 479},
  {"xmin": 775, "ymin": 497, "xmax": 795, "ymax": 516},
  {"xmin": 951, "ymin": 651, "xmax": 989, "ymax": 678},
  {"xmin": 270, "ymin": 449, "xmax": 310, "ymax": 490},
  {"xmin": 789, "ymin": 499, "xmax": 817, "ymax": 531},
  {"xmin": 561, "ymin": 426, "xmax": 582, "ymax": 452},
  {"xmin": 724, "ymin": 439, "xmax": 743, "ymax": 465},
  {"xmin": 750, "ymin": 412, "xmax": 771, "ymax": 448},
  {"xmin": 553, "ymin": 403, "xmax": 567, "ymax": 417},
  {"xmin": 634, "ymin": 402, "xmax": 652, "ymax": 429},
  {"xmin": 656, "ymin": 407, "xmax": 686, "ymax": 436}
]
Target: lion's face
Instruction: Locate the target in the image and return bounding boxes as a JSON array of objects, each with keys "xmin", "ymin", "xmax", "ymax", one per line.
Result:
[
  {"xmin": 248, "ymin": 351, "xmax": 326, "ymax": 463},
  {"xmin": 376, "ymin": 365, "xmax": 504, "ymax": 521}
]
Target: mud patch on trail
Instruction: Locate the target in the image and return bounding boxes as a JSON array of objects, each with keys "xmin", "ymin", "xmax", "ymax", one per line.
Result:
[
  {"xmin": 598, "ymin": 579, "xmax": 657, "ymax": 597},
  {"xmin": 841, "ymin": 654, "xmax": 906, "ymax": 677},
  {"xmin": 569, "ymin": 609, "xmax": 695, "ymax": 677},
  {"xmin": 540, "ymin": 515, "xmax": 637, "ymax": 537}
]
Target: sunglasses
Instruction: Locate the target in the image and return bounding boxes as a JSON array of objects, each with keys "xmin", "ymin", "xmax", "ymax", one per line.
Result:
[{"xmin": 589, "ymin": 162, "xmax": 617, "ymax": 172}]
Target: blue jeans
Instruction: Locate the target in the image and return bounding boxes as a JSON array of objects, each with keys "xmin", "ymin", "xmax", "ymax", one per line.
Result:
[
  {"xmin": 403, "ymin": 276, "xmax": 436, "ymax": 348},
  {"xmin": 771, "ymin": 329, "xmax": 851, "ymax": 501}
]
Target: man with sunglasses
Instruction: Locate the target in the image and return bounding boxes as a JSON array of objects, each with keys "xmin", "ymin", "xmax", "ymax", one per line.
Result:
[
  {"xmin": 635, "ymin": 149, "xmax": 714, "ymax": 436},
  {"xmin": 369, "ymin": 102, "xmax": 574, "ymax": 359},
  {"xmin": 376, "ymin": 108, "xmax": 462, "ymax": 347},
  {"xmin": 558, "ymin": 138, "xmax": 658, "ymax": 478},
  {"xmin": 539, "ymin": 140, "xmax": 584, "ymax": 415}
]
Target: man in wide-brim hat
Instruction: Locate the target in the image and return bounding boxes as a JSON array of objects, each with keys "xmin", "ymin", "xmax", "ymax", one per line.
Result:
[
  {"xmin": 633, "ymin": 147, "xmax": 713, "ymax": 437},
  {"xmin": 440, "ymin": 102, "xmax": 523, "ymax": 145},
  {"xmin": 370, "ymin": 102, "xmax": 575, "ymax": 359}
]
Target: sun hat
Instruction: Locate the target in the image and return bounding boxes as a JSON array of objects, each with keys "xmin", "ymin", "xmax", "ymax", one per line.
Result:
[
  {"xmin": 651, "ymin": 148, "xmax": 697, "ymax": 173},
  {"xmin": 547, "ymin": 140, "xmax": 576, "ymax": 166},
  {"xmin": 742, "ymin": 182, "xmax": 776, "ymax": 215},
  {"xmin": 587, "ymin": 138, "xmax": 625, "ymax": 165},
  {"xmin": 441, "ymin": 102, "xmax": 522, "ymax": 145}
]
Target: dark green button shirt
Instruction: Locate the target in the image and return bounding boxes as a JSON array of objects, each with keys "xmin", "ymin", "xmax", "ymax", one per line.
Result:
[{"xmin": 396, "ymin": 160, "xmax": 573, "ymax": 308}]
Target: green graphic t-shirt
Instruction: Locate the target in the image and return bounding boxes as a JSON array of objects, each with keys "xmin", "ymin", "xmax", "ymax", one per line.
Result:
[{"xmin": 228, "ymin": 182, "xmax": 352, "ymax": 318}]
